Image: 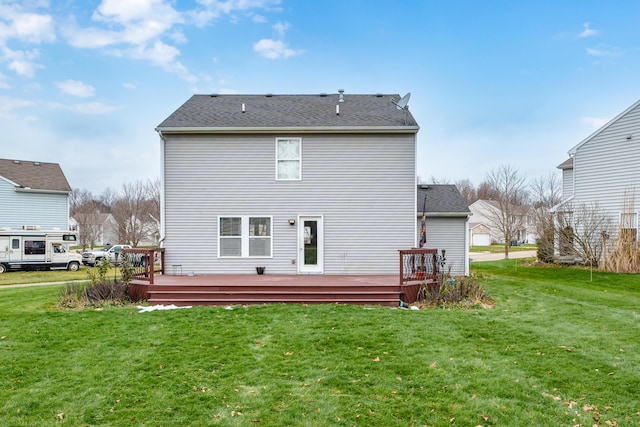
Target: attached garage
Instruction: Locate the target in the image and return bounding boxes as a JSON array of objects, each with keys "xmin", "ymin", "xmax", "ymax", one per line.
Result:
[{"xmin": 469, "ymin": 223, "xmax": 492, "ymax": 247}]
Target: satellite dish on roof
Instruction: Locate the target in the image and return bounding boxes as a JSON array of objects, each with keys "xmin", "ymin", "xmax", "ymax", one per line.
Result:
[
  {"xmin": 391, "ymin": 92, "xmax": 411, "ymax": 125},
  {"xmin": 392, "ymin": 92, "xmax": 411, "ymax": 110}
]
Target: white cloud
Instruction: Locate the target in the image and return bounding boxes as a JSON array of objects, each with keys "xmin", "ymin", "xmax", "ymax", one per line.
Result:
[
  {"xmin": 56, "ymin": 79, "xmax": 96, "ymax": 97},
  {"xmin": 0, "ymin": 72, "xmax": 9, "ymax": 89},
  {"xmin": 586, "ymin": 44, "xmax": 621, "ymax": 57},
  {"xmin": 0, "ymin": 95, "xmax": 34, "ymax": 118},
  {"xmin": 190, "ymin": 0, "xmax": 282, "ymax": 26},
  {"xmin": 578, "ymin": 22, "xmax": 599, "ymax": 38},
  {"xmin": 581, "ymin": 116, "xmax": 609, "ymax": 129},
  {"xmin": 273, "ymin": 21, "xmax": 289, "ymax": 38},
  {"xmin": 122, "ymin": 82, "xmax": 137, "ymax": 90},
  {"xmin": 0, "ymin": 4, "xmax": 56, "ymax": 44},
  {"xmin": 2, "ymin": 47, "xmax": 42, "ymax": 77},
  {"xmin": 49, "ymin": 101, "xmax": 119, "ymax": 115},
  {"xmin": 253, "ymin": 38, "xmax": 302, "ymax": 59}
]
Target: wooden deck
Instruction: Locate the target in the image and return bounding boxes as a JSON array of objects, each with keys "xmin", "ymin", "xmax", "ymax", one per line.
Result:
[{"xmin": 130, "ymin": 274, "xmax": 409, "ymax": 307}]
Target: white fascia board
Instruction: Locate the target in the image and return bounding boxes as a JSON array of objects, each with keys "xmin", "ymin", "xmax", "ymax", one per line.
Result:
[
  {"xmin": 15, "ymin": 188, "xmax": 71, "ymax": 195},
  {"xmin": 550, "ymin": 195, "xmax": 575, "ymax": 213},
  {"xmin": 417, "ymin": 212, "xmax": 471, "ymax": 218},
  {"xmin": 568, "ymin": 98, "xmax": 640, "ymax": 155},
  {"xmin": 155, "ymin": 125, "xmax": 420, "ymax": 135},
  {"xmin": 0, "ymin": 175, "xmax": 20, "ymax": 187}
]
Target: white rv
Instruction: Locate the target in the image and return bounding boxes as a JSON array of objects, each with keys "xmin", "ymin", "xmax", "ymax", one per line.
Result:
[{"xmin": 0, "ymin": 226, "xmax": 82, "ymax": 273}]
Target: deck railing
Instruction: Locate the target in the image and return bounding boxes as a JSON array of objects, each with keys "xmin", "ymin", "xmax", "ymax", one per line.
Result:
[
  {"xmin": 398, "ymin": 248, "xmax": 445, "ymax": 285},
  {"xmin": 121, "ymin": 247, "xmax": 165, "ymax": 285},
  {"xmin": 398, "ymin": 248, "xmax": 446, "ymax": 304}
]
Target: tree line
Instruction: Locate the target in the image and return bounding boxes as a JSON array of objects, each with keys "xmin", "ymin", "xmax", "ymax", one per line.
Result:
[{"xmin": 70, "ymin": 178, "xmax": 160, "ymax": 250}]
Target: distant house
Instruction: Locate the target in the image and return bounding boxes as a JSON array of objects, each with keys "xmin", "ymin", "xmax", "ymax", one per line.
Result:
[
  {"xmin": 555, "ymin": 97, "xmax": 640, "ymax": 242},
  {"xmin": 416, "ymin": 184, "xmax": 470, "ymax": 276},
  {"xmin": 156, "ymin": 92, "xmax": 420, "ymax": 275},
  {"xmin": 70, "ymin": 213, "xmax": 118, "ymax": 248},
  {"xmin": 469, "ymin": 199, "xmax": 536, "ymax": 245},
  {"xmin": 0, "ymin": 158, "xmax": 72, "ymax": 230},
  {"xmin": 469, "ymin": 222, "xmax": 492, "ymax": 247}
]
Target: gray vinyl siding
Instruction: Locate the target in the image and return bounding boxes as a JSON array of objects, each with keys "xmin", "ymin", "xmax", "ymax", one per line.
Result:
[
  {"xmin": 163, "ymin": 133, "xmax": 416, "ymax": 274},
  {"xmin": 416, "ymin": 216, "xmax": 468, "ymax": 276},
  {"xmin": 0, "ymin": 179, "xmax": 69, "ymax": 230},
  {"xmin": 572, "ymin": 103, "xmax": 640, "ymax": 233},
  {"xmin": 562, "ymin": 168, "xmax": 573, "ymax": 199}
]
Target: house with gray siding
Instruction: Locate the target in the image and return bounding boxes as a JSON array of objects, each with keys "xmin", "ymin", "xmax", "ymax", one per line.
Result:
[
  {"xmin": 156, "ymin": 92, "xmax": 419, "ymax": 275},
  {"xmin": 556, "ymin": 98, "xmax": 640, "ymax": 242},
  {"xmin": 416, "ymin": 184, "xmax": 470, "ymax": 276},
  {"xmin": 0, "ymin": 158, "xmax": 72, "ymax": 230}
]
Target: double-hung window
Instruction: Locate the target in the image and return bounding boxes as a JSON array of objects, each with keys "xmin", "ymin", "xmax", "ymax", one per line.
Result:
[
  {"xmin": 219, "ymin": 216, "xmax": 272, "ymax": 258},
  {"xmin": 276, "ymin": 138, "xmax": 301, "ymax": 180}
]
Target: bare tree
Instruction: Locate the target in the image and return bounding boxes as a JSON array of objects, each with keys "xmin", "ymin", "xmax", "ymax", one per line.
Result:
[
  {"xmin": 110, "ymin": 179, "xmax": 161, "ymax": 247},
  {"xmin": 476, "ymin": 180, "xmax": 500, "ymax": 201},
  {"xmin": 428, "ymin": 176, "xmax": 451, "ymax": 184},
  {"xmin": 484, "ymin": 164, "xmax": 529, "ymax": 258},
  {"xmin": 70, "ymin": 189, "xmax": 103, "ymax": 250},
  {"xmin": 555, "ymin": 201, "xmax": 612, "ymax": 267},
  {"xmin": 530, "ymin": 173, "xmax": 562, "ymax": 262},
  {"xmin": 455, "ymin": 178, "xmax": 477, "ymax": 206}
]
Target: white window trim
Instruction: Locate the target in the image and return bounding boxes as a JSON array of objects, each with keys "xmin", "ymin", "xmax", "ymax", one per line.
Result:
[
  {"xmin": 619, "ymin": 211, "xmax": 638, "ymax": 229},
  {"xmin": 275, "ymin": 137, "xmax": 302, "ymax": 181},
  {"xmin": 218, "ymin": 216, "xmax": 273, "ymax": 258}
]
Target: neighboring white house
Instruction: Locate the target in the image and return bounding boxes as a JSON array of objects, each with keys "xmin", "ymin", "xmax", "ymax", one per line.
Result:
[
  {"xmin": 156, "ymin": 92, "xmax": 419, "ymax": 275},
  {"xmin": 416, "ymin": 184, "xmax": 470, "ymax": 276},
  {"xmin": 555, "ymin": 97, "xmax": 640, "ymax": 241},
  {"xmin": 0, "ymin": 158, "xmax": 72, "ymax": 230},
  {"xmin": 469, "ymin": 222, "xmax": 492, "ymax": 247},
  {"xmin": 469, "ymin": 199, "xmax": 537, "ymax": 245},
  {"xmin": 70, "ymin": 213, "xmax": 119, "ymax": 247}
]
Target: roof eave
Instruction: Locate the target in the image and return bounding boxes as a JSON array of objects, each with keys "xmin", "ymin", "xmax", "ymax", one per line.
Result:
[
  {"xmin": 418, "ymin": 212, "xmax": 471, "ymax": 218},
  {"xmin": 155, "ymin": 125, "xmax": 420, "ymax": 135},
  {"xmin": 15, "ymin": 188, "xmax": 71, "ymax": 195}
]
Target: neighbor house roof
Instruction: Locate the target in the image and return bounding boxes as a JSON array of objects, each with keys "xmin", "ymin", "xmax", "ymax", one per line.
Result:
[
  {"xmin": 0, "ymin": 158, "xmax": 72, "ymax": 192},
  {"xmin": 156, "ymin": 92, "xmax": 419, "ymax": 133},
  {"xmin": 557, "ymin": 157, "xmax": 573, "ymax": 169},
  {"xmin": 417, "ymin": 184, "xmax": 470, "ymax": 217}
]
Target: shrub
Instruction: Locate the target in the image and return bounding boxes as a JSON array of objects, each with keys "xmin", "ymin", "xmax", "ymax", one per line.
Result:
[
  {"xmin": 58, "ymin": 283, "xmax": 86, "ymax": 309},
  {"xmin": 417, "ymin": 274, "xmax": 493, "ymax": 309}
]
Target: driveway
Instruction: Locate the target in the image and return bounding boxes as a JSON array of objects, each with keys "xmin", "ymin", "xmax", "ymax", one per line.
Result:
[{"xmin": 470, "ymin": 250, "xmax": 537, "ymax": 262}]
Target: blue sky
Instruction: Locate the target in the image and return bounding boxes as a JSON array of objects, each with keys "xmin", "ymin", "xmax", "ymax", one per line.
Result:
[{"xmin": 2, "ymin": 0, "xmax": 640, "ymax": 194}]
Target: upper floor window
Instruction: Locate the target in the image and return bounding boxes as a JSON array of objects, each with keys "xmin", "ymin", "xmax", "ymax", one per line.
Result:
[{"xmin": 276, "ymin": 138, "xmax": 301, "ymax": 180}]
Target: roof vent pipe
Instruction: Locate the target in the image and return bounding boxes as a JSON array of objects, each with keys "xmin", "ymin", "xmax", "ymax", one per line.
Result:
[
  {"xmin": 338, "ymin": 89, "xmax": 345, "ymax": 103},
  {"xmin": 242, "ymin": 103, "xmax": 246, "ymax": 113},
  {"xmin": 336, "ymin": 105, "xmax": 340, "ymax": 115}
]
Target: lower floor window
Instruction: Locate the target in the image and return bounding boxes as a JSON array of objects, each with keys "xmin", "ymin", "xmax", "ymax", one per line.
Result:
[{"xmin": 219, "ymin": 216, "xmax": 272, "ymax": 258}]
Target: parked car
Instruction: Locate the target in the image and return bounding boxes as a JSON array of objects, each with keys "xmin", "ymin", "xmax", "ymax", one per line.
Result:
[{"xmin": 82, "ymin": 244, "xmax": 132, "ymax": 266}]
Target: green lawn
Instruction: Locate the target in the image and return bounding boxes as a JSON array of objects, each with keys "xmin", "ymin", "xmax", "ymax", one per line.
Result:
[
  {"xmin": 471, "ymin": 243, "xmax": 537, "ymax": 253},
  {"xmin": 0, "ymin": 269, "xmax": 89, "ymax": 286},
  {"xmin": 1, "ymin": 261, "xmax": 639, "ymax": 426}
]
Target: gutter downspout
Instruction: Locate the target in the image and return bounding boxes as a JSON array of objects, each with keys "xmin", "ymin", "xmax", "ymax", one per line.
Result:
[{"xmin": 156, "ymin": 130, "xmax": 166, "ymax": 248}]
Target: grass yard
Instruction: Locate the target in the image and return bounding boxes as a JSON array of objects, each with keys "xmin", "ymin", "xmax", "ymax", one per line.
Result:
[
  {"xmin": 470, "ymin": 244, "xmax": 537, "ymax": 253},
  {"xmin": 0, "ymin": 269, "xmax": 88, "ymax": 286},
  {"xmin": 1, "ymin": 260, "xmax": 639, "ymax": 426}
]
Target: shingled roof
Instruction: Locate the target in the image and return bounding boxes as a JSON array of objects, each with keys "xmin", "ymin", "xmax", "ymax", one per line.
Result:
[
  {"xmin": 0, "ymin": 158, "xmax": 72, "ymax": 192},
  {"xmin": 417, "ymin": 184, "xmax": 470, "ymax": 216},
  {"xmin": 156, "ymin": 92, "xmax": 419, "ymax": 131}
]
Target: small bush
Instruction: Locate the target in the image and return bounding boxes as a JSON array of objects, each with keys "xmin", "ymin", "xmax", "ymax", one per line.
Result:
[
  {"xmin": 82, "ymin": 280, "xmax": 129, "ymax": 306},
  {"xmin": 417, "ymin": 274, "xmax": 493, "ymax": 309},
  {"xmin": 58, "ymin": 283, "xmax": 87, "ymax": 309}
]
